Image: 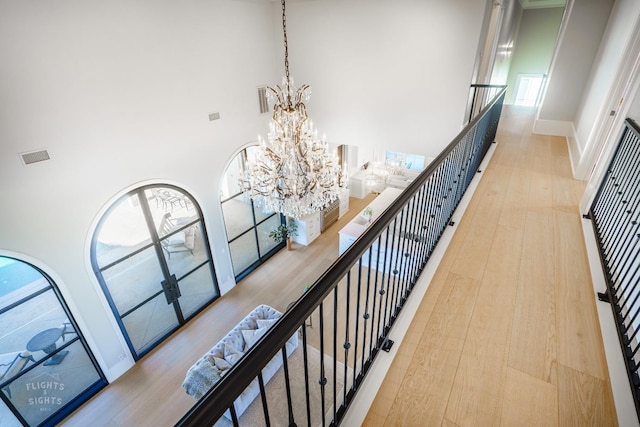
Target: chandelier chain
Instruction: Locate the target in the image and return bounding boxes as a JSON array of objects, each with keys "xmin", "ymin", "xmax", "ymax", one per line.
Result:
[{"xmin": 280, "ymin": 0, "xmax": 291, "ymax": 105}]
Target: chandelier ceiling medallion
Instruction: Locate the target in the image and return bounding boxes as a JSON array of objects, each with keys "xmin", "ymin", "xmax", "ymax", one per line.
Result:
[{"xmin": 244, "ymin": 0, "xmax": 341, "ymax": 220}]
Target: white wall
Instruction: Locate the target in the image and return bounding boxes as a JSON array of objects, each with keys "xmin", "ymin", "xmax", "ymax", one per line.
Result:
[
  {"xmin": 0, "ymin": 0, "xmax": 279, "ymax": 379},
  {"xmin": 490, "ymin": 0, "xmax": 523, "ymax": 86},
  {"xmin": 536, "ymin": 0, "xmax": 613, "ymax": 123},
  {"xmin": 573, "ymin": 0, "xmax": 640, "ymax": 159},
  {"xmin": 283, "ymin": 0, "xmax": 489, "ymax": 162}
]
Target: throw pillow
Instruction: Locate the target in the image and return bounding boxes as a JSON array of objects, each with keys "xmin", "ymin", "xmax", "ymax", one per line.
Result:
[
  {"xmin": 213, "ymin": 356, "xmax": 231, "ymax": 372},
  {"xmin": 241, "ymin": 327, "xmax": 268, "ymax": 350},
  {"xmin": 257, "ymin": 318, "xmax": 278, "ymax": 329},
  {"xmin": 223, "ymin": 344, "xmax": 243, "ymax": 365},
  {"xmin": 167, "ymin": 231, "xmax": 186, "ymax": 246}
]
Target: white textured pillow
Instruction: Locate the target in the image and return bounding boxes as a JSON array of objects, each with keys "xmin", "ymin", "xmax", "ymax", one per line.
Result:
[
  {"xmin": 241, "ymin": 327, "xmax": 268, "ymax": 350},
  {"xmin": 223, "ymin": 344, "xmax": 243, "ymax": 365},
  {"xmin": 256, "ymin": 318, "xmax": 278, "ymax": 329},
  {"xmin": 213, "ymin": 356, "xmax": 231, "ymax": 372},
  {"xmin": 167, "ymin": 231, "xmax": 186, "ymax": 246}
]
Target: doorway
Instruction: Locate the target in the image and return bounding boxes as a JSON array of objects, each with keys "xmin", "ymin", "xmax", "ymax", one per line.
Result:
[
  {"xmin": 91, "ymin": 185, "xmax": 219, "ymax": 360},
  {"xmin": 514, "ymin": 73, "xmax": 545, "ymax": 106}
]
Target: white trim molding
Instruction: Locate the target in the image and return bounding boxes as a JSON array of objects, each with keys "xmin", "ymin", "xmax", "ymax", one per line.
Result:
[{"xmin": 532, "ymin": 118, "xmax": 573, "ymax": 136}]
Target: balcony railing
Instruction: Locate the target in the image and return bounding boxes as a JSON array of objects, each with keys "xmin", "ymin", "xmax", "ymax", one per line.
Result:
[
  {"xmin": 589, "ymin": 117, "xmax": 640, "ymax": 420},
  {"xmin": 177, "ymin": 86, "xmax": 507, "ymax": 427},
  {"xmin": 467, "ymin": 84, "xmax": 506, "ymax": 123}
]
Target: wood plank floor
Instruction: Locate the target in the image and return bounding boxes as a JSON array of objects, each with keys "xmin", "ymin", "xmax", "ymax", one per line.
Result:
[
  {"xmin": 61, "ymin": 105, "xmax": 617, "ymax": 426},
  {"xmin": 363, "ymin": 106, "xmax": 617, "ymax": 426}
]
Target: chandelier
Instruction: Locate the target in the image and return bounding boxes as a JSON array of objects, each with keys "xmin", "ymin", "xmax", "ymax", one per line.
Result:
[{"xmin": 244, "ymin": 0, "xmax": 341, "ymax": 220}]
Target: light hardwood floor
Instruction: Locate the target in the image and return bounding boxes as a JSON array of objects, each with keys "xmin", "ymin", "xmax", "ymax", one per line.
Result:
[
  {"xmin": 62, "ymin": 105, "xmax": 617, "ymax": 426},
  {"xmin": 363, "ymin": 106, "xmax": 617, "ymax": 426}
]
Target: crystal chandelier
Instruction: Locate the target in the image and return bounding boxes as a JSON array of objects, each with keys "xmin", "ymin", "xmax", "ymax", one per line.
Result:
[{"xmin": 244, "ymin": 0, "xmax": 341, "ymax": 220}]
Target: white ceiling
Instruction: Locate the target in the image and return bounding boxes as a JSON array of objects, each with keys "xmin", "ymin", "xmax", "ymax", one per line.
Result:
[{"xmin": 519, "ymin": 0, "xmax": 566, "ymax": 9}]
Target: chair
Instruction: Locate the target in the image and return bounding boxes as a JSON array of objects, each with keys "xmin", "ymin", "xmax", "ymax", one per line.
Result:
[
  {"xmin": 0, "ymin": 351, "xmax": 35, "ymax": 398},
  {"xmin": 60, "ymin": 322, "xmax": 75, "ymax": 342},
  {"xmin": 158, "ymin": 213, "xmax": 196, "ymax": 258}
]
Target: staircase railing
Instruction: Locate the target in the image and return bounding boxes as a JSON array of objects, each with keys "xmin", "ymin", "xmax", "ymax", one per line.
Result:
[
  {"xmin": 177, "ymin": 86, "xmax": 507, "ymax": 427},
  {"xmin": 589, "ymin": 117, "xmax": 640, "ymax": 419},
  {"xmin": 467, "ymin": 84, "xmax": 506, "ymax": 123}
]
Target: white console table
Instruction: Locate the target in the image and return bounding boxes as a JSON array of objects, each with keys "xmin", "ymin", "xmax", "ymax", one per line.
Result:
[{"xmin": 338, "ymin": 187, "xmax": 403, "ymax": 256}]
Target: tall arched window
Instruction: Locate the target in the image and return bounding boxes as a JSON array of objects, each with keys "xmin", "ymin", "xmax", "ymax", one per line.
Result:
[
  {"xmin": 0, "ymin": 256, "xmax": 106, "ymax": 427},
  {"xmin": 221, "ymin": 146, "xmax": 284, "ymax": 281},
  {"xmin": 91, "ymin": 184, "xmax": 219, "ymax": 360}
]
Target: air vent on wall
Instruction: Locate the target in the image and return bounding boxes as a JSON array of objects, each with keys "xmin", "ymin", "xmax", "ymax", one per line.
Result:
[
  {"xmin": 258, "ymin": 86, "xmax": 269, "ymax": 114},
  {"xmin": 20, "ymin": 149, "xmax": 50, "ymax": 165}
]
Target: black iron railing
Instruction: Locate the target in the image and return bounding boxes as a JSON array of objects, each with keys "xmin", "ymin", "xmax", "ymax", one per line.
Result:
[
  {"xmin": 589, "ymin": 118, "xmax": 640, "ymax": 419},
  {"xmin": 467, "ymin": 84, "xmax": 506, "ymax": 123},
  {"xmin": 177, "ymin": 86, "xmax": 506, "ymax": 427}
]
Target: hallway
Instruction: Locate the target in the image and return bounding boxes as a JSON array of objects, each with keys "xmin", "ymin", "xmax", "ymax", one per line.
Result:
[{"xmin": 363, "ymin": 105, "xmax": 617, "ymax": 425}]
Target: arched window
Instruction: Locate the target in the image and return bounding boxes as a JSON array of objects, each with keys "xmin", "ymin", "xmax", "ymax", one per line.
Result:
[
  {"xmin": 91, "ymin": 184, "xmax": 219, "ymax": 360},
  {"xmin": 0, "ymin": 256, "xmax": 106, "ymax": 427},
  {"xmin": 220, "ymin": 146, "xmax": 284, "ymax": 281}
]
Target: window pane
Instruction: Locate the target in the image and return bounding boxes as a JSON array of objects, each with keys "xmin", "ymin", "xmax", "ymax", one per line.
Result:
[
  {"xmin": 0, "ymin": 400, "xmax": 21, "ymax": 427},
  {"xmin": 221, "ymin": 154, "xmax": 244, "ymax": 200},
  {"xmin": 1, "ymin": 289, "xmax": 69, "ymax": 366},
  {"xmin": 0, "ymin": 258, "xmax": 48, "ymax": 309},
  {"xmin": 257, "ymin": 215, "xmax": 282, "ymax": 256},
  {"xmin": 146, "ymin": 187, "xmax": 197, "ymax": 235},
  {"xmin": 229, "ymin": 232, "xmax": 259, "ymax": 276},
  {"xmin": 95, "ymin": 193, "xmax": 150, "ymax": 268},
  {"xmin": 163, "ymin": 223, "xmax": 208, "ymax": 279},
  {"xmin": 3, "ymin": 340, "xmax": 102, "ymax": 426},
  {"xmin": 177, "ymin": 265, "xmax": 217, "ymax": 318},
  {"xmin": 222, "ymin": 195, "xmax": 255, "ymax": 240},
  {"xmin": 101, "ymin": 247, "xmax": 165, "ymax": 315},
  {"xmin": 253, "ymin": 202, "xmax": 273, "ymax": 223},
  {"xmin": 122, "ymin": 293, "xmax": 179, "ymax": 354}
]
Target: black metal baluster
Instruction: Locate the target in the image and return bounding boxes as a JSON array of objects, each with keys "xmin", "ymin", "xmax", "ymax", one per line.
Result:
[
  {"xmin": 332, "ymin": 286, "xmax": 338, "ymax": 422},
  {"xmin": 353, "ymin": 253, "xmax": 364, "ymax": 387},
  {"xmin": 318, "ymin": 302, "xmax": 326, "ymax": 427},
  {"xmin": 257, "ymin": 373, "xmax": 271, "ymax": 427},
  {"xmin": 361, "ymin": 236, "xmax": 375, "ymax": 370},
  {"xmin": 368, "ymin": 235, "xmax": 383, "ymax": 358},
  {"xmin": 281, "ymin": 347, "xmax": 296, "ymax": 427},
  {"xmin": 301, "ymin": 325, "xmax": 311, "ymax": 427}
]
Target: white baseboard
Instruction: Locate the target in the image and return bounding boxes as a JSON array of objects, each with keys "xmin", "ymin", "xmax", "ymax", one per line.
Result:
[{"xmin": 533, "ymin": 118, "xmax": 574, "ymax": 137}]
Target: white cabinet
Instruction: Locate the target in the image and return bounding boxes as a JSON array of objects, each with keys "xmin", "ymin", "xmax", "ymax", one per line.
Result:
[
  {"xmin": 291, "ymin": 212, "xmax": 321, "ymax": 246},
  {"xmin": 339, "ymin": 188, "xmax": 350, "ymax": 218},
  {"xmin": 349, "ymin": 170, "xmax": 369, "ymax": 198}
]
